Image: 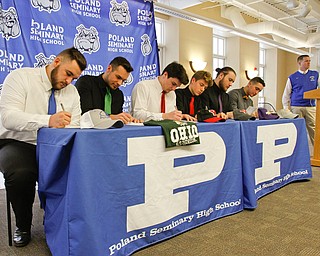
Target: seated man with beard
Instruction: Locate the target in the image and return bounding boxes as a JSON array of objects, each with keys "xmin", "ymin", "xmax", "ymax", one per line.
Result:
[{"xmin": 200, "ymin": 66, "xmax": 237, "ymax": 119}]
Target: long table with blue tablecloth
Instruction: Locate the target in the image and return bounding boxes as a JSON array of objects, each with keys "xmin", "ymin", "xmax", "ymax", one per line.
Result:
[
  {"xmin": 240, "ymin": 119, "xmax": 312, "ymax": 208},
  {"xmin": 37, "ymin": 118, "xmax": 312, "ymax": 256}
]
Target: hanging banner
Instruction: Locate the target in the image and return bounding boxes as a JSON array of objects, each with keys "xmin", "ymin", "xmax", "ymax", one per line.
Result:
[{"xmin": 0, "ymin": 0, "xmax": 160, "ymax": 111}]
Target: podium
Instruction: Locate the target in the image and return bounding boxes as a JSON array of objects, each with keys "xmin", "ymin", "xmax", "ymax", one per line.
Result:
[{"xmin": 304, "ymin": 88, "xmax": 320, "ymax": 166}]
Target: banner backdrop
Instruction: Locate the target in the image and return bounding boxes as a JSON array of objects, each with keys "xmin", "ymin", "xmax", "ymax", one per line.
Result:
[{"xmin": 0, "ymin": 0, "xmax": 159, "ymax": 111}]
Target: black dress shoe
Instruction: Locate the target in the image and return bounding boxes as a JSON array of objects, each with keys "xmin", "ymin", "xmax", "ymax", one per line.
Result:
[{"xmin": 13, "ymin": 228, "xmax": 31, "ymax": 247}]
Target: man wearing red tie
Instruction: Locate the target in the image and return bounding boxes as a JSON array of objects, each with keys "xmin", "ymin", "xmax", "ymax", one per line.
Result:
[
  {"xmin": 175, "ymin": 70, "xmax": 213, "ymax": 121},
  {"xmin": 131, "ymin": 62, "xmax": 189, "ymax": 121}
]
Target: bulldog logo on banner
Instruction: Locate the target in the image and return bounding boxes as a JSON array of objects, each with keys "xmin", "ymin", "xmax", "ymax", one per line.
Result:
[
  {"xmin": 34, "ymin": 53, "xmax": 55, "ymax": 68},
  {"xmin": 109, "ymin": 0, "xmax": 131, "ymax": 26},
  {"xmin": 74, "ymin": 24, "xmax": 100, "ymax": 54},
  {"xmin": 31, "ymin": 0, "xmax": 61, "ymax": 13},
  {"xmin": 0, "ymin": 6, "xmax": 21, "ymax": 40}
]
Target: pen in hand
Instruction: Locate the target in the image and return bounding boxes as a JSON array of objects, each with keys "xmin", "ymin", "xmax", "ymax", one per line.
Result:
[{"xmin": 60, "ymin": 103, "xmax": 65, "ymax": 111}]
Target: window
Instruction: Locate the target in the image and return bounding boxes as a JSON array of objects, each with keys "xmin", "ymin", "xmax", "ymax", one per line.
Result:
[
  {"xmin": 258, "ymin": 47, "xmax": 266, "ymax": 106},
  {"xmin": 213, "ymin": 36, "xmax": 226, "ymax": 77},
  {"xmin": 155, "ymin": 19, "xmax": 164, "ymax": 45},
  {"xmin": 155, "ymin": 18, "xmax": 165, "ymax": 71},
  {"xmin": 259, "ymin": 48, "xmax": 266, "ymax": 80},
  {"xmin": 317, "ymin": 49, "xmax": 320, "ymax": 72}
]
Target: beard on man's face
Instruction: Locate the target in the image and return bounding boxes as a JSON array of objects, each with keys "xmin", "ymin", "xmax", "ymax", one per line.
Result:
[
  {"xmin": 218, "ymin": 78, "xmax": 227, "ymax": 92},
  {"xmin": 51, "ymin": 65, "xmax": 67, "ymax": 90}
]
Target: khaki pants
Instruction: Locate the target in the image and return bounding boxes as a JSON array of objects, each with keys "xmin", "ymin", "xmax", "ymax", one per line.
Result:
[{"xmin": 291, "ymin": 106, "xmax": 316, "ymax": 145}]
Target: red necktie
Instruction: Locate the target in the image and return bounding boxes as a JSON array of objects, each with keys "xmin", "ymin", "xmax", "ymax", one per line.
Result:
[
  {"xmin": 189, "ymin": 96, "xmax": 195, "ymax": 116},
  {"xmin": 161, "ymin": 91, "xmax": 166, "ymax": 113}
]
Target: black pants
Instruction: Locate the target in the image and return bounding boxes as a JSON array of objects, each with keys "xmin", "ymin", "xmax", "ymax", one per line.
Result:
[{"xmin": 0, "ymin": 139, "xmax": 38, "ymax": 232}]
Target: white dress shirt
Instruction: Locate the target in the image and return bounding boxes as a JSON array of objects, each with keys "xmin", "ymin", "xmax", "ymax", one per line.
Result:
[
  {"xmin": 0, "ymin": 66, "xmax": 81, "ymax": 144},
  {"xmin": 131, "ymin": 78, "xmax": 176, "ymax": 121},
  {"xmin": 282, "ymin": 77, "xmax": 293, "ymax": 109}
]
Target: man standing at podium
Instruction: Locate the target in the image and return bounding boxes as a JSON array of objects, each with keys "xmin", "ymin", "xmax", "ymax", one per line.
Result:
[{"xmin": 282, "ymin": 55, "xmax": 319, "ymax": 145}]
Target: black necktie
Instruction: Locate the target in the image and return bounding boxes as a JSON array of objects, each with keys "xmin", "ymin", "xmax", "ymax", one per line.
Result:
[{"xmin": 218, "ymin": 94, "xmax": 223, "ymax": 113}]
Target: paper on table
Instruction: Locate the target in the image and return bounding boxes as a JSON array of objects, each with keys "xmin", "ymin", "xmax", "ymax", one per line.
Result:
[
  {"xmin": 126, "ymin": 122, "xmax": 144, "ymax": 126},
  {"xmin": 246, "ymin": 106, "xmax": 257, "ymax": 115}
]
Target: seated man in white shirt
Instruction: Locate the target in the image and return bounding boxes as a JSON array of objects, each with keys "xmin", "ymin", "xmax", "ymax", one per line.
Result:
[
  {"xmin": 131, "ymin": 62, "xmax": 189, "ymax": 122},
  {"xmin": 0, "ymin": 47, "xmax": 87, "ymax": 247}
]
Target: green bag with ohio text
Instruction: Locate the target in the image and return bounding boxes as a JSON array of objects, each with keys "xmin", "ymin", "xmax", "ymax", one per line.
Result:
[{"xmin": 143, "ymin": 120, "xmax": 200, "ymax": 148}]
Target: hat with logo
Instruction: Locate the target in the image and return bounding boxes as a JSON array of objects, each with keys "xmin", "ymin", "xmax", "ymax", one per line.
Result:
[
  {"xmin": 258, "ymin": 108, "xmax": 279, "ymax": 120},
  {"xmin": 197, "ymin": 109, "xmax": 226, "ymax": 123},
  {"xmin": 277, "ymin": 109, "xmax": 299, "ymax": 119},
  {"xmin": 80, "ymin": 109, "xmax": 124, "ymax": 129}
]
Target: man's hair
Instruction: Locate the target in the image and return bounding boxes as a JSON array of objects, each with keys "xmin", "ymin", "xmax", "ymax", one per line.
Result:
[
  {"xmin": 110, "ymin": 56, "xmax": 134, "ymax": 73},
  {"xmin": 162, "ymin": 61, "xmax": 189, "ymax": 85},
  {"xmin": 192, "ymin": 70, "xmax": 213, "ymax": 87},
  {"xmin": 215, "ymin": 66, "xmax": 236, "ymax": 78},
  {"xmin": 249, "ymin": 77, "xmax": 265, "ymax": 87},
  {"xmin": 297, "ymin": 55, "xmax": 309, "ymax": 62},
  {"xmin": 57, "ymin": 47, "xmax": 87, "ymax": 71}
]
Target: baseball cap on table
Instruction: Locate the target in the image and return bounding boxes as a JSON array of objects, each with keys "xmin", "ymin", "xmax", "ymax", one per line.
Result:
[
  {"xmin": 277, "ymin": 109, "xmax": 299, "ymax": 119},
  {"xmin": 203, "ymin": 116, "xmax": 226, "ymax": 123},
  {"xmin": 258, "ymin": 108, "xmax": 279, "ymax": 120},
  {"xmin": 80, "ymin": 109, "xmax": 124, "ymax": 129},
  {"xmin": 197, "ymin": 109, "xmax": 226, "ymax": 123}
]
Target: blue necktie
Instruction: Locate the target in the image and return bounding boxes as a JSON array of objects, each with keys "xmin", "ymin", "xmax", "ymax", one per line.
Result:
[{"xmin": 48, "ymin": 88, "xmax": 56, "ymax": 115}]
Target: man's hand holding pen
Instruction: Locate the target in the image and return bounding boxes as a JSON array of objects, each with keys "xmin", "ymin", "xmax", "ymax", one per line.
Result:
[{"xmin": 48, "ymin": 103, "xmax": 72, "ymax": 128}]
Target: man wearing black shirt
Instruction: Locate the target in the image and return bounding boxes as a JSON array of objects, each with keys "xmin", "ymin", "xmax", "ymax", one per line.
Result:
[
  {"xmin": 76, "ymin": 56, "xmax": 139, "ymax": 123},
  {"xmin": 200, "ymin": 66, "xmax": 236, "ymax": 119},
  {"xmin": 175, "ymin": 70, "xmax": 213, "ymax": 121}
]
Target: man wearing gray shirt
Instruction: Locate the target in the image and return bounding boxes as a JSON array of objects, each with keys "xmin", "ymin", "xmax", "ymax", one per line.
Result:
[{"xmin": 228, "ymin": 77, "xmax": 265, "ymax": 120}]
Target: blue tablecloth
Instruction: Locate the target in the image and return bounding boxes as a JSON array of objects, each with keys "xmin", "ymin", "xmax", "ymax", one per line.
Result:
[
  {"xmin": 37, "ymin": 119, "xmax": 311, "ymax": 256},
  {"xmin": 240, "ymin": 118, "xmax": 312, "ymax": 208},
  {"xmin": 37, "ymin": 122, "xmax": 243, "ymax": 256}
]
